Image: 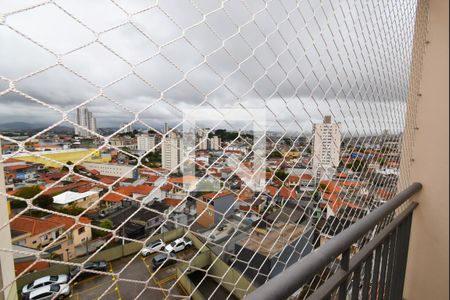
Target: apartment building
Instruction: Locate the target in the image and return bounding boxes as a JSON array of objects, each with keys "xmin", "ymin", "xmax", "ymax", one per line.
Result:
[
  {"xmin": 82, "ymin": 162, "xmax": 138, "ymax": 179},
  {"xmin": 211, "ymin": 135, "xmax": 221, "ymax": 151},
  {"xmin": 75, "ymin": 106, "xmax": 97, "ymax": 137},
  {"xmin": 137, "ymin": 134, "xmax": 156, "ymax": 152},
  {"xmin": 162, "ymin": 131, "xmax": 183, "ymax": 171},
  {"xmin": 196, "ymin": 128, "xmax": 209, "ymax": 150},
  {"xmin": 312, "ymin": 115, "xmax": 341, "ymax": 179}
]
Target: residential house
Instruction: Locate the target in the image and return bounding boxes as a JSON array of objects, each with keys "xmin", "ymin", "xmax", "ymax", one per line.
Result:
[
  {"xmin": 46, "ymin": 215, "xmax": 92, "ymax": 259},
  {"xmin": 10, "ymin": 216, "xmax": 73, "ymax": 261},
  {"xmin": 265, "ymin": 185, "xmax": 298, "ymax": 205},
  {"xmin": 52, "ymin": 191, "xmax": 99, "ymax": 209},
  {"xmin": 167, "ymin": 176, "xmax": 198, "ymax": 199},
  {"xmin": 196, "ymin": 191, "xmax": 236, "ymax": 228}
]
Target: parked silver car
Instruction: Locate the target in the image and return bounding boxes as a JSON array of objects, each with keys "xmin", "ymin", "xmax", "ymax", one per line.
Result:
[
  {"xmin": 22, "ymin": 284, "xmax": 70, "ymax": 300},
  {"xmin": 141, "ymin": 239, "xmax": 166, "ymax": 257},
  {"xmin": 164, "ymin": 237, "xmax": 192, "ymax": 253},
  {"xmin": 21, "ymin": 275, "xmax": 69, "ymax": 296}
]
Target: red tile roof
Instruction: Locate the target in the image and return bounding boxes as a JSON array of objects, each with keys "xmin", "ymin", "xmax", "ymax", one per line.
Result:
[
  {"xmin": 160, "ymin": 183, "xmax": 174, "ymax": 192},
  {"xmin": 43, "ymin": 181, "xmax": 91, "ymax": 196},
  {"xmin": 46, "ymin": 215, "xmax": 91, "ymax": 230},
  {"xmin": 287, "ymin": 174, "xmax": 313, "ymax": 182},
  {"xmin": 97, "ymin": 175, "xmax": 122, "ymax": 185},
  {"xmin": 168, "ymin": 176, "xmax": 197, "ymax": 184},
  {"xmin": 146, "ymin": 175, "xmax": 160, "ymax": 183},
  {"xmin": 15, "ymin": 261, "xmax": 49, "ymax": 276},
  {"xmin": 4, "ymin": 165, "xmax": 30, "ymax": 171},
  {"xmin": 163, "ymin": 198, "xmax": 186, "ymax": 206},
  {"xmin": 102, "ymin": 185, "xmax": 154, "ymax": 203},
  {"xmin": 102, "ymin": 192, "xmax": 126, "ymax": 203},
  {"xmin": 338, "ymin": 180, "xmax": 361, "ymax": 188},
  {"xmin": 10, "ymin": 216, "xmax": 63, "ymax": 236},
  {"xmin": 376, "ymin": 188, "xmax": 395, "ymax": 200},
  {"xmin": 3, "ymin": 158, "xmax": 22, "ymax": 164},
  {"xmin": 202, "ymin": 190, "xmax": 234, "ymax": 201},
  {"xmin": 319, "ymin": 180, "xmax": 343, "ymax": 194},
  {"xmin": 265, "ymin": 185, "xmax": 298, "ymax": 200}
]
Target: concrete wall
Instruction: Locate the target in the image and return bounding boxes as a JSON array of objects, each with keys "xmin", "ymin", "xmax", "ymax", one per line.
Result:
[
  {"xmin": 402, "ymin": 1, "xmax": 449, "ymax": 299},
  {"xmin": 209, "ymin": 252, "xmax": 256, "ymax": 298},
  {"xmin": 181, "ymin": 231, "xmax": 256, "ymax": 298},
  {"xmin": 176, "ymin": 267, "xmax": 205, "ymax": 300}
]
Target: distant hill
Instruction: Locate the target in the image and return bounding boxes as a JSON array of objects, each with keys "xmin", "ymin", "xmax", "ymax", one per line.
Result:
[
  {"xmin": 0, "ymin": 122, "xmax": 74, "ymax": 133},
  {"xmin": 0, "ymin": 122, "xmax": 43, "ymax": 130}
]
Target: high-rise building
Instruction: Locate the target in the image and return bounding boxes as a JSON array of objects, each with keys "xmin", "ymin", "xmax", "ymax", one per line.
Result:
[
  {"xmin": 162, "ymin": 131, "xmax": 183, "ymax": 171},
  {"xmin": 88, "ymin": 112, "xmax": 96, "ymax": 134},
  {"xmin": 197, "ymin": 128, "xmax": 208, "ymax": 150},
  {"xmin": 75, "ymin": 106, "xmax": 96, "ymax": 137},
  {"xmin": 137, "ymin": 134, "xmax": 156, "ymax": 152},
  {"xmin": 120, "ymin": 123, "xmax": 133, "ymax": 133},
  {"xmin": 312, "ymin": 115, "xmax": 341, "ymax": 179},
  {"xmin": 211, "ymin": 135, "xmax": 221, "ymax": 151}
]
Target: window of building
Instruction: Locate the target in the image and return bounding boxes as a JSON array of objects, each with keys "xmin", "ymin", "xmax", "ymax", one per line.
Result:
[{"xmin": 78, "ymin": 227, "xmax": 85, "ymax": 234}]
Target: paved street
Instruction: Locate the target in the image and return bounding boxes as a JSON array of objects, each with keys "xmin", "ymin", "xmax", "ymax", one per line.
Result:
[{"xmin": 69, "ymin": 247, "xmax": 197, "ymax": 300}]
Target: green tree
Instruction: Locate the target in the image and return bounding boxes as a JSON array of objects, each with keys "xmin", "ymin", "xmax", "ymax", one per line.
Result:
[
  {"xmin": 99, "ymin": 219, "xmax": 113, "ymax": 229},
  {"xmin": 275, "ymin": 169, "xmax": 288, "ymax": 181},
  {"xmin": 15, "ymin": 186, "xmax": 41, "ymax": 199},
  {"xmin": 92, "ymin": 219, "xmax": 113, "ymax": 238},
  {"xmin": 346, "ymin": 159, "xmax": 367, "ymax": 172},
  {"xmin": 268, "ymin": 150, "xmax": 283, "ymax": 159},
  {"xmin": 143, "ymin": 150, "xmax": 161, "ymax": 163},
  {"xmin": 62, "ymin": 161, "xmax": 73, "ymax": 172},
  {"xmin": 10, "ymin": 199, "xmax": 27, "ymax": 209},
  {"xmin": 60, "ymin": 204, "xmax": 84, "ymax": 216},
  {"xmin": 32, "ymin": 194, "xmax": 54, "ymax": 209},
  {"xmin": 319, "ymin": 183, "xmax": 328, "ymax": 190}
]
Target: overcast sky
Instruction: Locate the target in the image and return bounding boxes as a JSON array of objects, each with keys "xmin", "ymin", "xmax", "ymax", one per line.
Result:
[{"xmin": 0, "ymin": 0, "xmax": 417, "ymax": 135}]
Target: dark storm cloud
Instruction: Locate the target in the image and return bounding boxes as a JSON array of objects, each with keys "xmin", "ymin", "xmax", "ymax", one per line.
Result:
[{"xmin": 0, "ymin": 0, "xmax": 416, "ymax": 133}]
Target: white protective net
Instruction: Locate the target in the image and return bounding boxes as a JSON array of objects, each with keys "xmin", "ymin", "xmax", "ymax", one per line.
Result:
[{"xmin": 0, "ymin": 0, "xmax": 428, "ymax": 299}]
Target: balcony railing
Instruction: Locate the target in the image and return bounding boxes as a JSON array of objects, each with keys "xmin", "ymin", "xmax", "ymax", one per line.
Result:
[{"xmin": 245, "ymin": 183, "xmax": 422, "ymax": 300}]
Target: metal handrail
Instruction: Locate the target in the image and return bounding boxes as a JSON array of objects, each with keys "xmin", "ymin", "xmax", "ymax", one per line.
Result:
[{"xmin": 244, "ymin": 183, "xmax": 422, "ymax": 300}]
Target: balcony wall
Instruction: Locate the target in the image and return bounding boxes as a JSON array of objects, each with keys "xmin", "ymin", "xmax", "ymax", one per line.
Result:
[{"xmin": 402, "ymin": 0, "xmax": 449, "ymax": 299}]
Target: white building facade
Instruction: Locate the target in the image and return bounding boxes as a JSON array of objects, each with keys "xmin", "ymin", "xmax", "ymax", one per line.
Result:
[
  {"xmin": 75, "ymin": 106, "xmax": 97, "ymax": 137},
  {"xmin": 137, "ymin": 134, "xmax": 156, "ymax": 152},
  {"xmin": 312, "ymin": 115, "xmax": 341, "ymax": 179},
  {"xmin": 162, "ymin": 131, "xmax": 183, "ymax": 171},
  {"xmin": 82, "ymin": 162, "xmax": 138, "ymax": 179},
  {"xmin": 211, "ymin": 135, "xmax": 221, "ymax": 150},
  {"xmin": 196, "ymin": 128, "xmax": 209, "ymax": 150}
]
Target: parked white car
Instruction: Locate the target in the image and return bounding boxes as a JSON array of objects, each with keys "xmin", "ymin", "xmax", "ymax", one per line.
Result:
[
  {"xmin": 141, "ymin": 239, "xmax": 166, "ymax": 257},
  {"xmin": 164, "ymin": 237, "xmax": 193, "ymax": 253},
  {"xmin": 21, "ymin": 275, "xmax": 69, "ymax": 295},
  {"xmin": 24, "ymin": 284, "xmax": 70, "ymax": 300}
]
